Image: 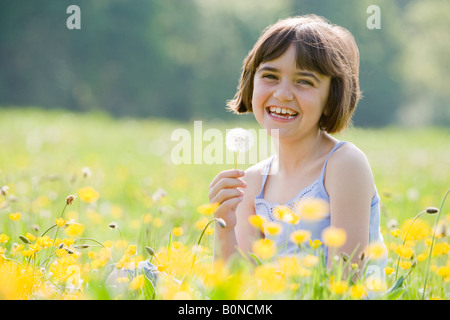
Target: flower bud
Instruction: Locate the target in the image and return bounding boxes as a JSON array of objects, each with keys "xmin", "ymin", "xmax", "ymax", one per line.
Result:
[
  {"xmin": 426, "ymin": 207, "xmax": 439, "ymax": 214},
  {"xmin": 19, "ymin": 235, "xmax": 31, "ymax": 244},
  {"xmin": 216, "ymin": 218, "xmax": 227, "ymax": 229},
  {"xmin": 145, "ymin": 246, "xmax": 156, "ymax": 257},
  {"xmin": 66, "ymin": 194, "xmax": 77, "ymax": 205}
]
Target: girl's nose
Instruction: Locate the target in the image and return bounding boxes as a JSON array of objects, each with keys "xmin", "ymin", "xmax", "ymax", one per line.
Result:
[{"xmin": 273, "ymin": 81, "xmax": 294, "ymax": 102}]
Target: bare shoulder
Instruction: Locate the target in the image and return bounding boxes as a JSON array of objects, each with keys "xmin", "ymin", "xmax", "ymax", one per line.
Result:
[
  {"xmin": 325, "ymin": 142, "xmax": 375, "ymax": 197},
  {"xmin": 241, "ymin": 157, "xmax": 271, "ymax": 196}
]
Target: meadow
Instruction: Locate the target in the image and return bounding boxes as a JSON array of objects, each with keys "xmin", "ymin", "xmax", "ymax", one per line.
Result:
[{"xmin": 0, "ymin": 107, "xmax": 449, "ymax": 300}]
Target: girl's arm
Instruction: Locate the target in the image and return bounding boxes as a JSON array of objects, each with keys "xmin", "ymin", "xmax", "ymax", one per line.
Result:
[
  {"xmin": 325, "ymin": 143, "xmax": 375, "ymax": 268},
  {"xmin": 210, "ymin": 166, "xmax": 261, "ymax": 262}
]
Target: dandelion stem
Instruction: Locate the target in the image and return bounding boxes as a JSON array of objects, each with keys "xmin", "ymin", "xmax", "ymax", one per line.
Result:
[
  {"xmin": 234, "ymin": 151, "xmax": 239, "ymax": 170},
  {"xmin": 191, "ymin": 218, "xmax": 217, "ymax": 271},
  {"xmin": 421, "ymin": 187, "xmax": 450, "ymax": 300},
  {"xmin": 394, "ymin": 210, "xmax": 426, "ymax": 281},
  {"xmin": 75, "ymin": 238, "xmax": 105, "ymax": 248}
]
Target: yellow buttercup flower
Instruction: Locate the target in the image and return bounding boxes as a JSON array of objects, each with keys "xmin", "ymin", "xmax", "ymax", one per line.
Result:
[
  {"xmin": 172, "ymin": 227, "xmax": 183, "ymax": 237},
  {"xmin": 384, "ymin": 267, "xmax": 395, "ymax": 275},
  {"xmin": 322, "ymin": 226, "xmax": 347, "ymax": 248},
  {"xmin": 65, "ymin": 222, "xmax": 85, "ymax": 237},
  {"xmin": 289, "ymin": 229, "xmax": 311, "ymax": 245},
  {"xmin": 197, "ymin": 203, "xmax": 220, "ymax": 215},
  {"xmin": 295, "ymin": 198, "xmax": 329, "ymax": 221},
  {"xmin": 394, "ymin": 245, "xmax": 414, "ymax": 259},
  {"xmin": 9, "ymin": 212, "xmax": 21, "ymax": 221},
  {"xmin": 263, "ymin": 221, "xmax": 282, "ymax": 236},
  {"xmin": 390, "ymin": 229, "xmax": 401, "ymax": 238},
  {"xmin": 365, "ymin": 242, "xmax": 387, "ymax": 261},
  {"xmin": 252, "ymin": 239, "xmax": 276, "ymax": 259},
  {"xmin": 329, "ymin": 280, "xmax": 349, "ymax": 295},
  {"xmin": 273, "ymin": 205, "xmax": 299, "ymax": 224},
  {"xmin": 77, "ymin": 186, "xmax": 99, "ymax": 203},
  {"xmin": 248, "ymin": 215, "xmax": 265, "ymax": 230},
  {"xmin": 129, "ymin": 274, "xmax": 145, "ymax": 291},
  {"xmin": 309, "ymin": 239, "xmax": 323, "ymax": 250},
  {"xmin": 399, "ymin": 260, "xmax": 412, "ymax": 270},
  {"xmin": 350, "ymin": 285, "xmax": 365, "ymax": 299},
  {"xmin": 55, "ymin": 218, "xmax": 67, "ymax": 228},
  {"xmin": 0, "ymin": 234, "xmax": 9, "ymax": 243}
]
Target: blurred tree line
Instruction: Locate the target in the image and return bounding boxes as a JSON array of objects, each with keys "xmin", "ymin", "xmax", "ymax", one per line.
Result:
[{"xmin": 0, "ymin": 0, "xmax": 448, "ymax": 127}]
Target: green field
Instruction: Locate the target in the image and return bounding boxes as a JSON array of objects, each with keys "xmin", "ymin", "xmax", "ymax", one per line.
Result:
[{"xmin": 0, "ymin": 108, "xmax": 449, "ymax": 300}]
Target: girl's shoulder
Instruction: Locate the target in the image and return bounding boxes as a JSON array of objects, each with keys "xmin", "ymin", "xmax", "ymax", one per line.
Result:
[
  {"xmin": 325, "ymin": 141, "xmax": 375, "ymax": 196},
  {"xmin": 242, "ymin": 157, "xmax": 274, "ymax": 194}
]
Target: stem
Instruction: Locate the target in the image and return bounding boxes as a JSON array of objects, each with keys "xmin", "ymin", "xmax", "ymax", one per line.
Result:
[
  {"xmin": 191, "ymin": 218, "xmax": 216, "ymax": 271},
  {"xmin": 234, "ymin": 151, "xmax": 239, "ymax": 170},
  {"xmin": 75, "ymin": 238, "xmax": 106, "ymax": 248},
  {"xmin": 394, "ymin": 210, "xmax": 425, "ymax": 281},
  {"xmin": 421, "ymin": 188, "xmax": 450, "ymax": 300}
]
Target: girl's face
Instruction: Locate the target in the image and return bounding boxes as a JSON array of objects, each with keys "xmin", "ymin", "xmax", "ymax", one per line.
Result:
[{"xmin": 252, "ymin": 44, "xmax": 331, "ymax": 141}]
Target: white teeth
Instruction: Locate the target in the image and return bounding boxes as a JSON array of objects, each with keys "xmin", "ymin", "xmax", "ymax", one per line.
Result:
[{"xmin": 268, "ymin": 106, "xmax": 298, "ymax": 116}]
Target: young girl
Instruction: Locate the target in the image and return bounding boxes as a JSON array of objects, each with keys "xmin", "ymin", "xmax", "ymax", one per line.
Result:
[{"xmin": 209, "ymin": 15, "xmax": 386, "ymax": 273}]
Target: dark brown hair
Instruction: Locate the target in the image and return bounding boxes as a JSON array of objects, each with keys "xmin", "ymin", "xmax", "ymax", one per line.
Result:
[{"xmin": 227, "ymin": 15, "xmax": 362, "ymax": 133}]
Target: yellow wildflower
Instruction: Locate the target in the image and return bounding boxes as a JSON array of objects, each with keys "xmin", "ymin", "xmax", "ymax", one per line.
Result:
[
  {"xmin": 263, "ymin": 221, "xmax": 282, "ymax": 236},
  {"xmin": 309, "ymin": 239, "xmax": 323, "ymax": 250},
  {"xmin": 384, "ymin": 267, "xmax": 395, "ymax": 275},
  {"xmin": 394, "ymin": 245, "xmax": 414, "ymax": 259},
  {"xmin": 252, "ymin": 239, "xmax": 276, "ymax": 259},
  {"xmin": 365, "ymin": 242, "xmax": 387, "ymax": 261},
  {"xmin": 390, "ymin": 229, "xmax": 400, "ymax": 238},
  {"xmin": 197, "ymin": 202, "xmax": 220, "ymax": 215},
  {"xmin": 330, "ymin": 280, "xmax": 349, "ymax": 295},
  {"xmin": 25, "ymin": 233, "xmax": 36, "ymax": 242},
  {"xmin": 399, "ymin": 260, "xmax": 412, "ymax": 270},
  {"xmin": 129, "ymin": 275, "xmax": 145, "ymax": 291},
  {"xmin": 322, "ymin": 226, "xmax": 347, "ymax": 248},
  {"xmin": 350, "ymin": 285, "xmax": 365, "ymax": 299},
  {"xmin": 295, "ymin": 198, "xmax": 329, "ymax": 221},
  {"xmin": 21, "ymin": 249, "xmax": 33, "ymax": 257},
  {"xmin": 77, "ymin": 186, "xmax": 99, "ymax": 203},
  {"xmin": 437, "ymin": 266, "xmax": 450, "ymax": 279},
  {"xmin": 273, "ymin": 205, "xmax": 298, "ymax": 224},
  {"xmin": 9, "ymin": 212, "xmax": 21, "ymax": 221},
  {"xmin": 65, "ymin": 222, "xmax": 85, "ymax": 237},
  {"xmin": 0, "ymin": 234, "xmax": 9, "ymax": 243},
  {"xmin": 254, "ymin": 264, "xmax": 286, "ymax": 293},
  {"xmin": 289, "ymin": 229, "xmax": 311, "ymax": 245},
  {"xmin": 303, "ymin": 254, "xmax": 319, "ymax": 268},
  {"xmin": 248, "ymin": 215, "xmax": 265, "ymax": 230},
  {"xmin": 172, "ymin": 227, "xmax": 183, "ymax": 237},
  {"xmin": 125, "ymin": 245, "xmax": 137, "ymax": 256}
]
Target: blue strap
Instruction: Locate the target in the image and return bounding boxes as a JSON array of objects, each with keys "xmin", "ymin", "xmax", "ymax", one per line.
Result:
[
  {"xmin": 256, "ymin": 156, "xmax": 274, "ymax": 199},
  {"xmin": 319, "ymin": 141, "xmax": 347, "ymax": 181}
]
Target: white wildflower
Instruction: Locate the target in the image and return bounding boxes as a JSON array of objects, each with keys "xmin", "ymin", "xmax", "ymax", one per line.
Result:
[{"xmin": 226, "ymin": 128, "xmax": 254, "ymax": 153}]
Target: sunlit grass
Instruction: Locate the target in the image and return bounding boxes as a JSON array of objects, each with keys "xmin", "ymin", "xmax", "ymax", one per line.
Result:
[{"xmin": 0, "ymin": 107, "xmax": 448, "ymax": 299}]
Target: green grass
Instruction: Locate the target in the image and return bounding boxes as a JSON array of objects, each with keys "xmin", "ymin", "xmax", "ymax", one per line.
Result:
[{"xmin": 0, "ymin": 107, "xmax": 449, "ymax": 299}]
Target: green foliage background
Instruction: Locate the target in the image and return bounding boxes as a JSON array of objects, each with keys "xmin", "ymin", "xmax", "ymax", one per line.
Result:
[{"xmin": 1, "ymin": 0, "xmax": 449, "ymax": 126}]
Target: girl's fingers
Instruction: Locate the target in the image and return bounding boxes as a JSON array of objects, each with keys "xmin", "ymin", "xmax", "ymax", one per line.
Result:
[
  {"xmin": 216, "ymin": 196, "xmax": 244, "ymax": 216},
  {"xmin": 208, "ymin": 177, "xmax": 246, "ymax": 201},
  {"xmin": 209, "ymin": 169, "xmax": 245, "ymax": 190},
  {"xmin": 211, "ymin": 188, "xmax": 244, "ymax": 206}
]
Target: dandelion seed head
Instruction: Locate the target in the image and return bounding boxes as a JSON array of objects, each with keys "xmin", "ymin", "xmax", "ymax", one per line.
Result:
[{"xmin": 226, "ymin": 128, "xmax": 254, "ymax": 153}]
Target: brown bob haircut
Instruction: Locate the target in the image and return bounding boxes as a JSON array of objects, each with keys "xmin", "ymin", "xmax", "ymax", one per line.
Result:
[{"xmin": 227, "ymin": 15, "xmax": 362, "ymax": 134}]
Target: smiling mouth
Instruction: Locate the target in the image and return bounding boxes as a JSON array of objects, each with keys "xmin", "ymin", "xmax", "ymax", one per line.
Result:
[{"xmin": 266, "ymin": 106, "xmax": 299, "ymax": 120}]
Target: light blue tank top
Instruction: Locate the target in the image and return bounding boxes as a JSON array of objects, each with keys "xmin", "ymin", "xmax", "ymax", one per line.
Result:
[{"xmin": 254, "ymin": 141, "xmax": 386, "ymax": 273}]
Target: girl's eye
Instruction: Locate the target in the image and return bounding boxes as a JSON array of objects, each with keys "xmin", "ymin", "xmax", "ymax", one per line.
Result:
[
  {"xmin": 262, "ymin": 74, "xmax": 278, "ymax": 80},
  {"xmin": 297, "ymin": 79, "xmax": 314, "ymax": 86}
]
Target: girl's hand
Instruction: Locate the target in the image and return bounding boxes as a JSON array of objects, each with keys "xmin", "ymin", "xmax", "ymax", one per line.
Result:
[{"xmin": 208, "ymin": 169, "xmax": 247, "ymax": 230}]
